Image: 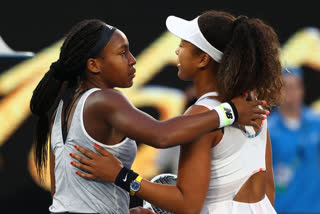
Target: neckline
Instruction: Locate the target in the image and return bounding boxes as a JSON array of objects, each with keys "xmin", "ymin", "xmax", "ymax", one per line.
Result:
[{"xmin": 197, "ymin": 91, "xmax": 219, "ymax": 101}]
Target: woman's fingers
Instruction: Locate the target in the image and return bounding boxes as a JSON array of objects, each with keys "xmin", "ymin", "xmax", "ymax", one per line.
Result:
[
  {"xmin": 250, "ymin": 113, "xmax": 267, "ymax": 121},
  {"xmin": 75, "ymin": 170, "xmax": 97, "ymax": 180},
  {"xmin": 93, "ymin": 143, "xmax": 113, "ymax": 156},
  {"xmin": 74, "ymin": 143, "xmax": 114, "ymax": 158},
  {"xmin": 71, "ymin": 160, "xmax": 93, "ymax": 173},
  {"xmin": 72, "ymin": 143, "xmax": 124, "ymax": 182},
  {"xmin": 250, "ymin": 120, "xmax": 262, "ymax": 129},
  {"xmin": 252, "ymin": 108, "xmax": 269, "ymax": 115},
  {"xmin": 70, "ymin": 152, "xmax": 92, "ymax": 166},
  {"xmin": 74, "ymin": 145, "xmax": 98, "ymax": 159},
  {"xmin": 249, "ymin": 100, "xmax": 267, "ymax": 107},
  {"xmin": 249, "ymin": 101, "xmax": 270, "ymax": 116},
  {"xmin": 70, "ymin": 157, "xmax": 97, "ymax": 179}
]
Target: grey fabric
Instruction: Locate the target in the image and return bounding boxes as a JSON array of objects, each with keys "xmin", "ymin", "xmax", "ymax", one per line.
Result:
[{"xmin": 50, "ymin": 88, "xmax": 137, "ymax": 214}]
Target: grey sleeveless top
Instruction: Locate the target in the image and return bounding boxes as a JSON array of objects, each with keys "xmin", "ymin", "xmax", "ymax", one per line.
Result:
[{"xmin": 49, "ymin": 88, "xmax": 137, "ymax": 214}]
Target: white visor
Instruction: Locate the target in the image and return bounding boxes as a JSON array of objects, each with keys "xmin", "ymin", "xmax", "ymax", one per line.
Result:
[{"xmin": 166, "ymin": 15, "xmax": 223, "ymax": 63}]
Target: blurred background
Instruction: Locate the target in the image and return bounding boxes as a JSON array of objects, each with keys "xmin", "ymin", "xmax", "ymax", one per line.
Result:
[{"xmin": 0, "ymin": 0, "xmax": 319, "ymax": 213}]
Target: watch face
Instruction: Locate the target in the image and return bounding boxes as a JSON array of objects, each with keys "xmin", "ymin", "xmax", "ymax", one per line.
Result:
[{"xmin": 130, "ymin": 181, "xmax": 140, "ymax": 191}]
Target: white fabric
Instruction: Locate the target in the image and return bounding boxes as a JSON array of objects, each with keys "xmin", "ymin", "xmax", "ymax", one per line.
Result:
[
  {"xmin": 201, "ymin": 195, "xmax": 276, "ymax": 214},
  {"xmin": 194, "ymin": 92, "xmax": 276, "ymax": 214},
  {"xmin": 50, "ymin": 88, "xmax": 137, "ymax": 214},
  {"xmin": 0, "ymin": 35, "xmax": 34, "ymax": 57},
  {"xmin": 195, "ymin": 92, "xmax": 236, "ymax": 127},
  {"xmin": 166, "ymin": 16, "xmax": 223, "ymax": 62},
  {"xmin": 195, "ymin": 92, "xmax": 228, "ymax": 128},
  {"xmin": 195, "ymin": 92, "xmax": 220, "ymax": 109},
  {"xmin": 283, "ymin": 116, "xmax": 301, "ymax": 131}
]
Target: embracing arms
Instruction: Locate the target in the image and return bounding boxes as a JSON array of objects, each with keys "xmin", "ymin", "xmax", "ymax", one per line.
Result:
[
  {"xmin": 93, "ymin": 89, "xmax": 267, "ymax": 148},
  {"xmin": 71, "ymin": 105, "xmax": 216, "ymax": 214}
]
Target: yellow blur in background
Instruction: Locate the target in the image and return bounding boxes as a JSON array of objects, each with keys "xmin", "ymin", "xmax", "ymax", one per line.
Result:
[{"xmin": 0, "ymin": 27, "xmax": 320, "ymax": 191}]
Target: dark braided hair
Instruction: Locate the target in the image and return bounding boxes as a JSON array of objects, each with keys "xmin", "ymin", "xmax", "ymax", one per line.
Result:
[
  {"xmin": 30, "ymin": 19, "xmax": 106, "ymax": 181},
  {"xmin": 198, "ymin": 10, "xmax": 283, "ymax": 109}
]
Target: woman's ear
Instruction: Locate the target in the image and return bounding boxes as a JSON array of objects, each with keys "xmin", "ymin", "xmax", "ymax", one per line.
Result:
[
  {"xmin": 198, "ymin": 53, "xmax": 211, "ymax": 69},
  {"xmin": 87, "ymin": 58, "xmax": 101, "ymax": 74}
]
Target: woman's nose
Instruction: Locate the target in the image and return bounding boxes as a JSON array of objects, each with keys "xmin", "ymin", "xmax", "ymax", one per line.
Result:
[
  {"xmin": 175, "ymin": 48, "xmax": 179, "ymax": 55},
  {"xmin": 129, "ymin": 52, "xmax": 136, "ymax": 65}
]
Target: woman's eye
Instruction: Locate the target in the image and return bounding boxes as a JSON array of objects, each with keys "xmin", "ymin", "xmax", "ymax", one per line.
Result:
[{"xmin": 120, "ymin": 51, "xmax": 126, "ymax": 56}]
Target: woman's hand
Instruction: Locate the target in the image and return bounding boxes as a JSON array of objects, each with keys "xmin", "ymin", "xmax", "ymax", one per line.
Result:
[
  {"xmin": 231, "ymin": 94, "xmax": 269, "ymax": 129},
  {"xmin": 70, "ymin": 143, "xmax": 123, "ymax": 182}
]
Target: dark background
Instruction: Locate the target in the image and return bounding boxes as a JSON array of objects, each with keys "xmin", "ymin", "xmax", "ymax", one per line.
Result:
[{"xmin": 0, "ymin": 0, "xmax": 319, "ymax": 213}]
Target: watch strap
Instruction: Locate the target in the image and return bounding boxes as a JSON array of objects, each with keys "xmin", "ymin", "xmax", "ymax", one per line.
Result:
[{"xmin": 130, "ymin": 175, "xmax": 142, "ymax": 196}]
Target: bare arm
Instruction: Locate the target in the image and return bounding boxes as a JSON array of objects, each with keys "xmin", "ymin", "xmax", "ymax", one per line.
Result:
[
  {"xmin": 71, "ymin": 105, "xmax": 215, "ymax": 214},
  {"xmin": 136, "ymin": 134, "xmax": 212, "ymax": 214},
  {"xmin": 94, "ymin": 89, "xmax": 266, "ymax": 148},
  {"xmin": 135, "ymin": 105, "xmax": 216, "ymax": 213},
  {"xmin": 134, "ymin": 107, "xmax": 214, "ymax": 214},
  {"xmin": 265, "ymin": 128, "xmax": 275, "ymax": 206}
]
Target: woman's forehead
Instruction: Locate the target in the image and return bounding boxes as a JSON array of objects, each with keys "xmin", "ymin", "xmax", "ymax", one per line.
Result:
[
  {"xmin": 182, "ymin": 39, "xmax": 198, "ymax": 50},
  {"xmin": 108, "ymin": 29, "xmax": 129, "ymax": 49}
]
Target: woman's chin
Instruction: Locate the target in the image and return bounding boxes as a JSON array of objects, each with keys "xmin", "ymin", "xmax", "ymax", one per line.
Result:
[
  {"xmin": 178, "ymin": 72, "xmax": 191, "ymax": 81},
  {"xmin": 177, "ymin": 71, "xmax": 184, "ymax": 80}
]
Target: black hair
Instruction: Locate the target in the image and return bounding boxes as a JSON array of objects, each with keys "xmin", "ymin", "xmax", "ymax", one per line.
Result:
[
  {"xmin": 30, "ymin": 19, "xmax": 106, "ymax": 181},
  {"xmin": 198, "ymin": 10, "xmax": 283, "ymax": 108}
]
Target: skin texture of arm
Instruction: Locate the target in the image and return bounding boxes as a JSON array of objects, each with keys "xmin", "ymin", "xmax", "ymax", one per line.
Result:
[
  {"xmin": 265, "ymin": 128, "xmax": 275, "ymax": 206},
  {"xmin": 134, "ymin": 105, "xmax": 215, "ymax": 214},
  {"xmin": 91, "ymin": 89, "xmax": 266, "ymax": 148},
  {"xmin": 135, "ymin": 133, "xmax": 212, "ymax": 214},
  {"xmin": 71, "ymin": 104, "xmax": 218, "ymax": 214}
]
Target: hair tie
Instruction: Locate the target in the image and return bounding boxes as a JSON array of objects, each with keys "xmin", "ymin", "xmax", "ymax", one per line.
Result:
[
  {"xmin": 50, "ymin": 60, "xmax": 66, "ymax": 80},
  {"xmin": 50, "ymin": 60, "xmax": 77, "ymax": 81},
  {"xmin": 233, "ymin": 16, "xmax": 249, "ymax": 29}
]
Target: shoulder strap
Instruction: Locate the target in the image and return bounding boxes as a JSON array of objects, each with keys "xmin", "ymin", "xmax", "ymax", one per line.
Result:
[
  {"xmin": 194, "ymin": 92, "xmax": 220, "ymax": 110},
  {"xmin": 61, "ymin": 89, "xmax": 88, "ymax": 143}
]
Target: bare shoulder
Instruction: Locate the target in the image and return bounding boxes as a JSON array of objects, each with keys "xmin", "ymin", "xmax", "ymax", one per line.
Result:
[
  {"xmin": 88, "ymin": 88, "xmax": 131, "ymax": 108},
  {"xmin": 184, "ymin": 104, "xmax": 223, "ymax": 147},
  {"xmin": 91, "ymin": 88, "xmax": 126, "ymax": 101}
]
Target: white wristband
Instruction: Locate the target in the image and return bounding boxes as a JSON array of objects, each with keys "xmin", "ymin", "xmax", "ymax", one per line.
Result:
[{"xmin": 213, "ymin": 102, "xmax": 236, "ymax": 128}]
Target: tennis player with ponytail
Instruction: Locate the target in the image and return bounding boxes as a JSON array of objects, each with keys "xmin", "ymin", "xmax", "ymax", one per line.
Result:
[
  {"xmin": 30, "ymin": 18, "xmax": 267, "ymax": 213},
  {"xmin": 70, "ymin": 10, "xmax": 283, "ymax": 214}
]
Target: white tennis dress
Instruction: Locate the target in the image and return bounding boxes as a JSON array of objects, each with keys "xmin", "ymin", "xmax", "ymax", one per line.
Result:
[
  {"xmin": 195, "ymin": 92, "xmax": 276, "ymax": 214},
  {"xmin": 49, "ymin": 88, "xmax": 137, "ymax": 214}
]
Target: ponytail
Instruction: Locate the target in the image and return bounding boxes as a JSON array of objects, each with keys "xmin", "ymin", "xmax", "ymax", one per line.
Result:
[
  {"xmin": 30, "ymin": 19, "xmax": 107, "ymax": 182},
  {"xmin": 217, "ymin": 15, "xmax": 259, "ymax": 102},
  {"xmin": 30, "ymin": 64, "xmax": 64, "ymax": 181},
  {"xmin": 198, "ymin": 11, "xmax": 283, "ymax": 108}
]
